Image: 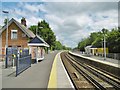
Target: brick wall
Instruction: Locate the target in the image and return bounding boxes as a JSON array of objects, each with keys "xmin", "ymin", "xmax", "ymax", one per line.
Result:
[{"xmin": 2, "ymin": 22, "xmax": 29, "ymax": 54}]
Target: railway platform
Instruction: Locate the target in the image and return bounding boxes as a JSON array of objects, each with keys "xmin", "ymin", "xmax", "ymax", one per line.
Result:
[
  {"xmin": 48, "ymin": 51, "xmax": 74, "ymax": 89},
  {"xmin": 1, "ymin": 51, "xmax": 75, "ymax": 89},
  {"xmin": 70, "ymin": 51, "xmax": 120, "ymax": 68},
  {"xmin": 3, "ymin": 50, "xmax": 119, "ymax": 89},
  {"xmin": 2, "ymin": 51, "xmax": 58, "ymax": 89}
]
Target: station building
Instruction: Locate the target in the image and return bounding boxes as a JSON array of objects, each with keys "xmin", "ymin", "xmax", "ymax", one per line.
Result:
[
  {"xmin": 85, "ymin": 45, "xmax": 108, "ymax": 56},
  {"xmin": 0, "ymin": 17, "xmax": 49, "ymax": 62}
]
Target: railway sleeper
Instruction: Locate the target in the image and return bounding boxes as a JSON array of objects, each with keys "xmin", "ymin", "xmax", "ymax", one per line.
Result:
[{"xmin": 65, "ymin": 53, "xmax": 114, "ymax": 90}]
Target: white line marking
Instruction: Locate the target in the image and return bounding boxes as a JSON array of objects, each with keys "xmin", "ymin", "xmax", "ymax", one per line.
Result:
[{"xmin": 59, "ymin": 52, "xmax": 75, "ymax": 89}]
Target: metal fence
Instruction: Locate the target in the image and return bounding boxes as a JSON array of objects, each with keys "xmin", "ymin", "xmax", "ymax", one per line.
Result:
[
  {"xmin": 107, "ymin": 53, "xmax": 120, "ymax": 60},
  {"xmin": 3, "ymin": 48, "xmax": 31, "ymax": 76},
  {"xmin": 16, "ymin": 51, "xmax": 31, "ymax": 76},
  {"xmin": 19, "ymin": 49, "xmax": 29, "ymax": 57},
  {"xmin": 7, "ymin": 48, "xmax": 18, "ymax": 67},
  {"xmin": 95, "ymin": 53, "xmax": 120, "ymax": 60}
]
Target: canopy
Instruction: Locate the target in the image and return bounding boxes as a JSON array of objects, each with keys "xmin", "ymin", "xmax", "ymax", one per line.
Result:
[{"xmin": 28, "ymin": 35, "xmax": 49, "ymax": 47}]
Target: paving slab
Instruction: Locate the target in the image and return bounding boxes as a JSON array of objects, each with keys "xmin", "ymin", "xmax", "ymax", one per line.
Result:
[
  {"xmin": 57, "ymin": 52, "xmax": 74, "ymax": 88},
  {"xmin": 48, "ymin": 52, "xmax": 74, "ymax": 89},
  {"xmin": 2, "ymin": 51, "xmax": 58, "ymax": 88}
]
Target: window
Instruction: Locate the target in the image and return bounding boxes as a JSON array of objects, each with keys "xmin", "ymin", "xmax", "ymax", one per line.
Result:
[{"xmin": 11, "ymin": 30, "xmax": 17, "ymax": 39}]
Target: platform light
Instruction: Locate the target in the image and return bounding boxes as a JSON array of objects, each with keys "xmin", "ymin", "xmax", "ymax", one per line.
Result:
[
  {"xmin": 102, "ymin": 28, "xmax": 106, "ymax": 60},
  {"xmin": 2, "ymin": 10, "xmax": 9, "ymax": 68}
]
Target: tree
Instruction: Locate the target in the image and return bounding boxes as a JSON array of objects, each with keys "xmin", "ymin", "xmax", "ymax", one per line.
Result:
[
  {"xmin": 107, "ymin": 28, "xmax": 120, "ymax": 53},
  {"xmin": 29, "ymin": 20, "xmax": 72, "ymax": 51},
  {"xmin": 38, "ymin": 20, "xmax": 49, "ymax": 28},
  {"xmin": 29, "ymin": 25, "xmax": 38, "ymax": 35},
  {"xmin": 78, "ymin": 39, "xmax": 87, "ymax": 51},
  {"xmin": 4, "ymin": 18, "xmax": 9, "ymax": 25},
  {"xmin": 29, "ymin": 20, "xmax": 56, "ymax": 50},
  {"xmin": 55, "ymin": 41, "xmax": 63, "ymax": 50},
  {"xmin": 91, "ymin": 31, "xmax": 104, "ymax": 48},
  {"xmin": 89, "ymin": 32, "xmax": 99, "ymax": 44},
  {"xmin": 77, "ymin": 28, "xmax": 120, "ymax": 53}
]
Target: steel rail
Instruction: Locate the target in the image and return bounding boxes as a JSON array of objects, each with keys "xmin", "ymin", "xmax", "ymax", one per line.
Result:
[
  {"xmin": 62, "ymin": 52, "xmax": 106, "ymax": 90},
  {"xmin": 67, "ymin": 53, "xmax": 120, "ymax": 90}
]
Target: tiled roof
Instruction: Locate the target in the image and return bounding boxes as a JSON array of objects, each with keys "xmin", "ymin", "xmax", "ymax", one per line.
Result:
[
  {"xmin": 0, "ymin": 18, "xmax": 35, "ymax": 38},
  {"xmin": 28, "ymin": 35, "xmax": 49, "ymax": 47},
  {"xmin": 29, "ymin": 35, "xmax": 44, "ymax": 44}
]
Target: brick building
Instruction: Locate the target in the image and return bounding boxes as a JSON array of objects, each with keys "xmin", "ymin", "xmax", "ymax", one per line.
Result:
[
  {"xmin": 0, "ymin": 18, "xmax": 35, "ymax": 55},
  {"xmin": 0, "ymin": 18, "xmax": 49, "ymax": 61}
]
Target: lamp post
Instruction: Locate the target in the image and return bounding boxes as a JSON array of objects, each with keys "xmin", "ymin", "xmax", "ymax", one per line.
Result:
[
  {"xmin": 36, "ymin": 26, "xmax": 38, "ymax": 35},
  {"xmin": 101, "ymin": 38, "xmax": 103, "ymax": 57},
  {"xmin": 102, "ymin": 28, "xmax": 106, "ymax": 60},
  {"xmin": 2, "ymin": 10, "xmax": 9, "ymax": 68}
]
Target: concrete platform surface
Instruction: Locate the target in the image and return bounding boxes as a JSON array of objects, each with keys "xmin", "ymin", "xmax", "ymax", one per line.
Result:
[
  {"xmin": 70, "ymin": 51, "xmax": 120, "ymax": 68},
  {"xmin": 48, "ymin": 52, "xmax": 74, "ymax": 89},
  {"xmin": 2, "ymin": 51, "xmax": 58, "ymax": 88}
]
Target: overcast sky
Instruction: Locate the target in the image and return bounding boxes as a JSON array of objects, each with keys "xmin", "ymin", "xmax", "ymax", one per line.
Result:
[{"xmin": 0, "ymin": 0, "xmax": 119, "ymax": 48}]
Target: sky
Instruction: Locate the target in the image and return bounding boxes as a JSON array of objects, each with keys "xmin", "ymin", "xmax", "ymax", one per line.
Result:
[{"xmin": 0, "ymin": 0, "xmax": 119, "ymax": 48}]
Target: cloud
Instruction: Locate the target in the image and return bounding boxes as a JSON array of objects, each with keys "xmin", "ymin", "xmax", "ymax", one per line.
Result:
[
  {"xmin": 1, "ymin": 0, "xmax": 120, "ymax": 2},
  {"xmin": 41, "ymin": 2, "xmax": 118, "ymax": 48},
  {"xmin": 1, "ymin": 2, "xmax": 118, "ymax": 48},
  {"xmin": 24, "ymin": 3, "xmax": 39, "ymax": 12},
  {"xmin": 27, "ymin": 16, "xmax": 42, "ymax": 27},
  {"xmin": 43, "ymin": 0, "xmax": 119, "ymax": 2}
]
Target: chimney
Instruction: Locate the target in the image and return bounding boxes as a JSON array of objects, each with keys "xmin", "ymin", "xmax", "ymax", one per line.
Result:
[{"xmin": 21, "ymin": 17, "xmax": 27, "ymax": 27}]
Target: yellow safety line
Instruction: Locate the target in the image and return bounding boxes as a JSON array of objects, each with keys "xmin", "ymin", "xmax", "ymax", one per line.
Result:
[{"xmin": 47, "ymin": 53, "xmax": 58, "ymax": 88}]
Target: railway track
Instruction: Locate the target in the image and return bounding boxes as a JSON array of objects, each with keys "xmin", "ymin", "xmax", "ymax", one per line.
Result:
[{"xmin": 60, "ymin": 52, "xmax": 120, "ymax": 90}]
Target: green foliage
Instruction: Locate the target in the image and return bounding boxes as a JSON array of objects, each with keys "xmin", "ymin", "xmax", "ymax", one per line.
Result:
[
  {"xmin": 107, "ymin": 28, "xmax": 120, "ymax": 53},
  {"xmin": 29, "ymin": 20, "xmax": 56, "ymax": 50},
  {"xmin": 55, "ymin": 41, "xmax": 72, "ymax": 50},
  {"xmin": 78, "ymin": 39, "xmax": 86, "ymax": 51},
  {"xmin": 55, "ymin": 41, "xmax": 63, "ymax": 50},
  {"xmin": 29, "ymin": 20, "xmax": 72, "ymax": 51},
  {"xmin": 89, "ymin": 32, "xmax": 98, "ymax": 43},
  {"xmin": 38, "ymin": 20, "xmax": 49, "ymax": 28},
  {"xmin": 4, "ymin": 18, "xmax": 9, "ymax": 25},
  {"xmin": 78, "ymin": 37, "xmax": 91, "ymax": 51},
  {"xmin": 38, "ymin": 20, "xmax": 56, "ymax": 50},
  {"xmin": 62, "ymin": 45, "xmax": 71, "ymax": 50},
  {"xmin": 77, "ymin": 28, "xmax": 120, "ymax": 53},
  {"xmin": 29, "ymin": 25, "xmax": 38, "ymax": 35},
  {"xmin": 29, "ymin": 20, "xmax": 73, "ymax": 51},
  {"xmin": 91, "ymin": 32, "xmax": 103, "ymax": 48}
]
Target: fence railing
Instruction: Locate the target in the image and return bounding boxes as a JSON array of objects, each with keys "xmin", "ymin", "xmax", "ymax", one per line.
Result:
[
  {"xmin": 19, "ymin": 49, "xmax": 29, "ymax": 57},
  {"xmin": 94, "ymin": 53, "xmax": 120, "ymax": 60},
  {"xmin": 106, "ymin": 53, "xmax": 120, "ymax": 60},
  {"xmin": 16, "ymin": 55, "xmax": 31, "ymax": 76},
  {"xmin": 78, "ymin": 50, "xmax": 120, "ymax": 60},
  {"xmin": 1, "ymin": 48, "xmax": 31, "ymax": 76},
  {"xmin": 7, "ymin": 48, "xmax": 18, "ymax": 67}
]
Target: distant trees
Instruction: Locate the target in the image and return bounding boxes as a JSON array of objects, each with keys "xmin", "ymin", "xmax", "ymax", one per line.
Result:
[
  {"xmin": 55, "ymin": 41, "xmax": 63, "ymax": 50},
  {"xmin": 78, "ymin": 38, "xmax": 90, "ymax": 51},
  {"xmin": 77, "ymin": 28, "xmax": 120, "ymax": 53},
  {"xmin": 107, "ymin": 28, "xmax": 120, "ymax": 53}
]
